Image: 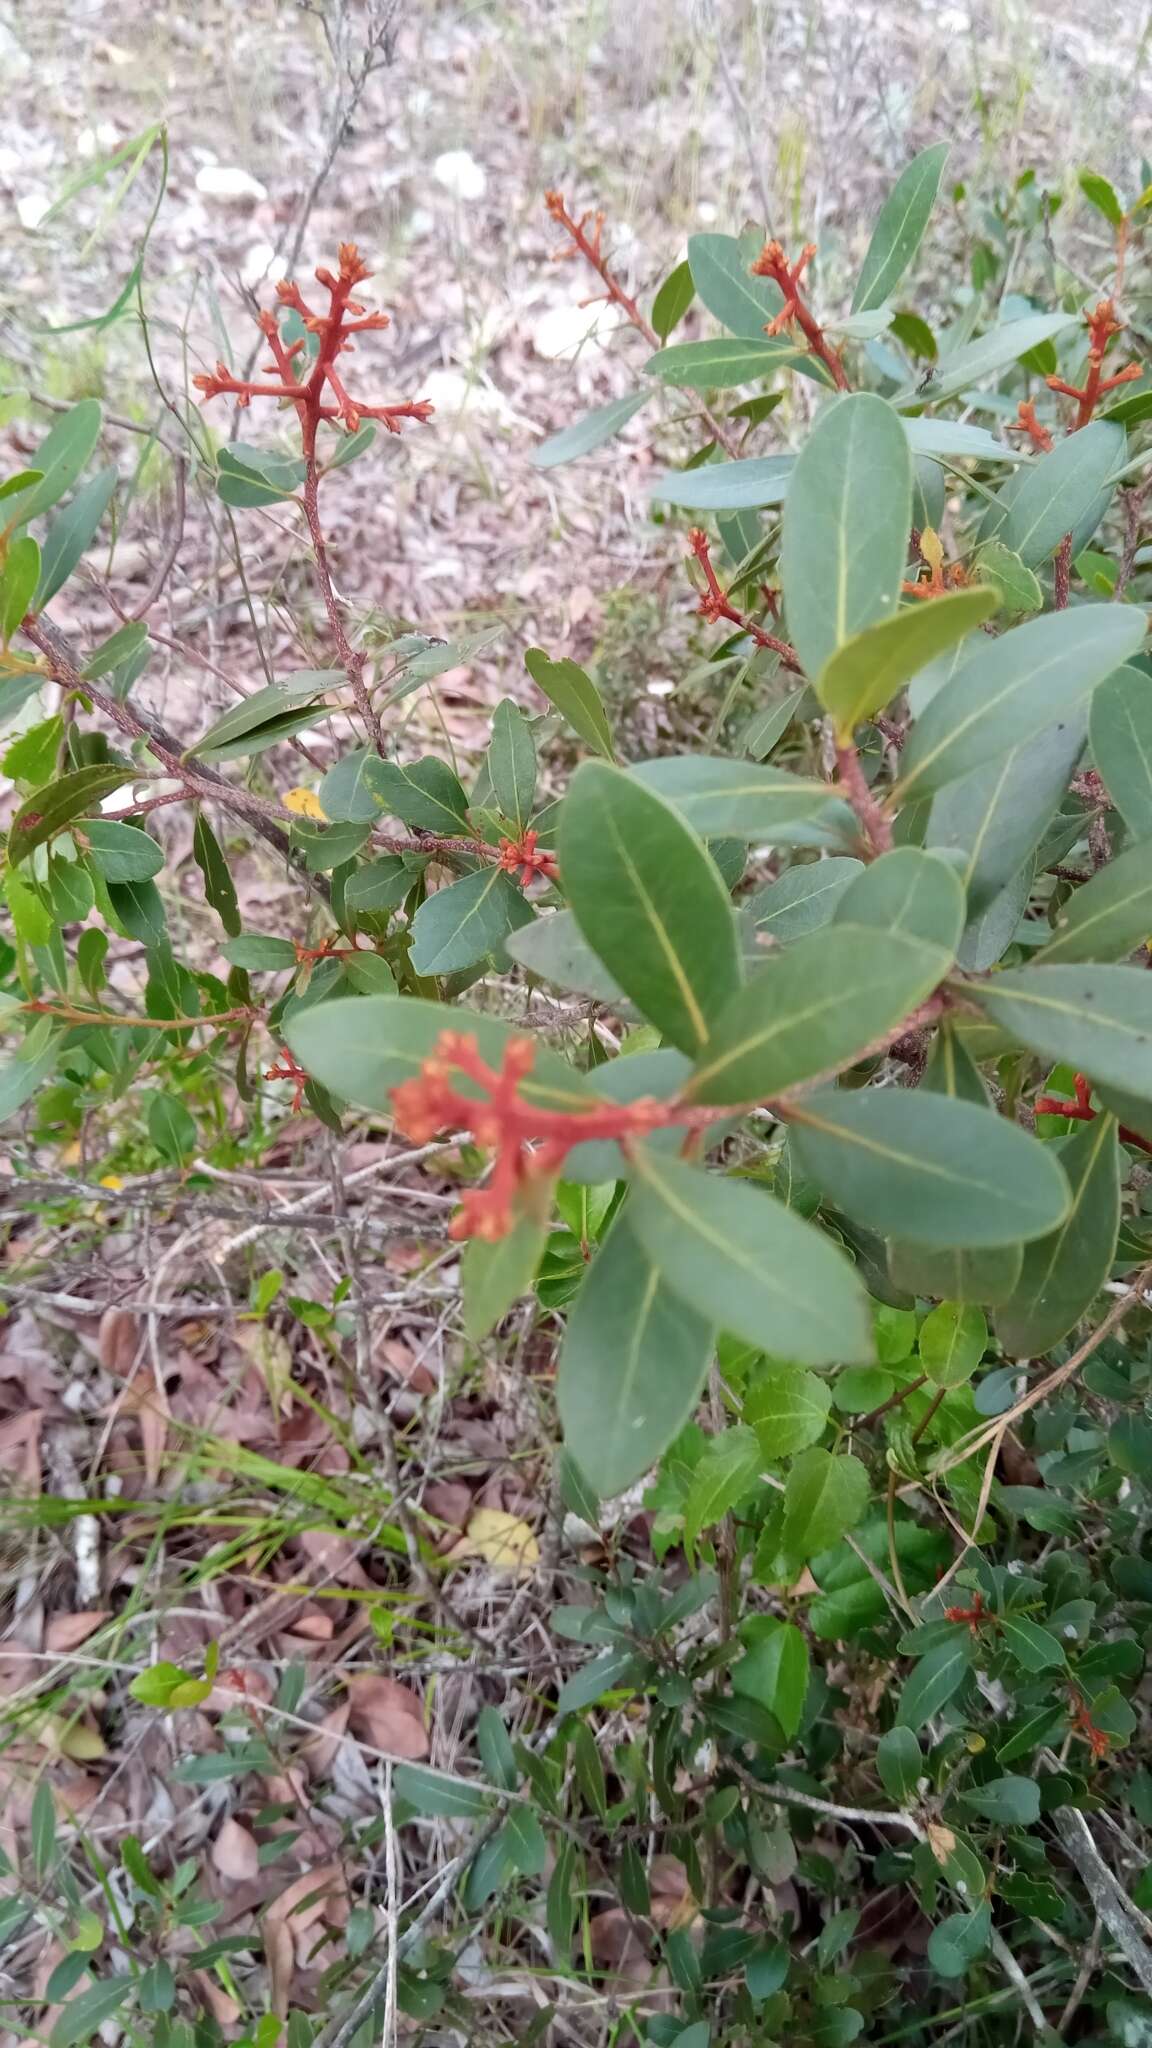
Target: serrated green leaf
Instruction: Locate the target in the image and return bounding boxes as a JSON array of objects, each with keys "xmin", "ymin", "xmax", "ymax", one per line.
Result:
[
  {"xmin": 733, "ymin": 1620, "xmax": 809, "ymax": 1739},
  {"xmin": 778, "ymin": 1448, "xmax": 869, "ymax": 1567},
  {"xmin": 815, "ymin": 588, "xmax": 996, "ymax": 739},
  {"xmin": 789, "ymin": 1088, "xmax": 1071, "ymax": 1247},
  {"xmin": 744, "ymin": 1366, "xmax": 832, "ymax": 1458},
  {"xmin": 557, "ymin": 1210, "xmax": 714, "ymax": 1497},
  {"xmin": 687, "ymin": 923, "xmax": 951, "ymax": 1105},
  {"xmin": 994, "ymin": 1112, "xmax": 1120, "ymax": 1357},
  {"xmin": 628, "ymin": 1148, "xmax": 873, "ymax": 1365},
  {"xmin": 919, "ymin": 1300, "xmax": 987, "ymax": 1386},
  {"xmin": 781, "ymin": 393, "xmax": 912, "ymax": 681},
  {"xmin": 853, "ymin": 144, "xmax": 949, "ymax": 312},
  {"xmin": 683, "ymin": 1424, "xmax": 762, "ymax": 1551},
  {"xmin": 559, "ymin": 759, "xmax": 740, "ymax": 1054},
  {"xmin": 897, "ymin": 604, "xmax": 1145, "ymax": 801}
]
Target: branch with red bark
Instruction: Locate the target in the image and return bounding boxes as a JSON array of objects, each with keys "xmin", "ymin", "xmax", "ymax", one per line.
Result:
[
  {"xmin": 686, "ymin": 528, "xmax": 802, "ymax": 670},
  {"xmin": 1034, "ymin": 1071, "xmax": 1152, "ymax": 1155}
]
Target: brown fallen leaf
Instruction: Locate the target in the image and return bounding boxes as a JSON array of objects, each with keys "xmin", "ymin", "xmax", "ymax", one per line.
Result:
[
  {"xmin": 98, "ymin": 1307, "xmax": 140, "ymax": 1377},
  {"xmin": 266, "ymin": 1861, "xmax": 348, "ymax": 1934},
  {"xmin": 192, "ymin": 1971, "xmax": 241, "ymax": 2028},
  {"xmin": 300, "ymin": 1702, "xmax": 351, "ymax": 1779},
  {"xmin": 422, "ymin": 1479, "xmax": 473, "ymax": 1531},
  {"xmin": 45, "ymin": 1611, "xmax": 110, "ymax": 1653},
  {"xmin": 379, "ymin": 1337, "xmax": 436, "ymax": 1395},
  {"xmin": 212, "ymin": 1816, "xmax": 260, "ymax": 1882},
  {"xmin": 344, "ymin": 1674, "xmax": 429, "ymax": 1758}
]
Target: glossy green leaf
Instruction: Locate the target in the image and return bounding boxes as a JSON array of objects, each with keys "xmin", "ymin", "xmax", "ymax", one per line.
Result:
[
  {"xmin": 630, "ymin": 756, "xmax": 854, "ymax": 845},
  {"xmin": 285, "ymin": 995, "xmax": 592, "ymax": 1115},
  {"xmin": 683, "ymin": 1424, "xmax": 762, "ymax": 1552},
  {"xmin": 1000, "ymin": 1615, "xmax": 1067, "ymax": 1673},
  {"xmin": 2, "ymin": 401, "xmax": 103, "ymax": 530},
  {"xmin": 1001, "ymin": 421, "xmax": 1124, "ymax": 565},
  {"xmin": 896, "ymin": 313, "xmax": 1077, "ymax": 407},
  {"xmin": 744, "ymin": 1365, "xmax": 831, "ymax": 1459},
  {"xmin": 524, "ymin": 647, "xmax": 614, "ymax": 758},
  {"xmin": 1090, "ymin": 663, "xmax": 1152, "ymax": 838},
  {"xmin": 995, "ymin": 1113, "xmax": 1120, "ymax": 1357},
  {"xmin": 408, "ymin": 867, "xmax": 534, "ymax": 976},
  {"xmin": 50, "ymin": 1976, "xmax": 133, "ymax": 2048},
  {"xmin": 7, "ymin": 766, "xmax": 129, "ymax": 866},
  {"xmin": 1078, "ymin": 169, "xmax": 1125, "ymax": 226},
  {"xmin": 644, "ymin": 337, "xmax": 805, "ymax": 388},
  {"xmin": 832, "ymin": 847, "xmax": 966, "ymax": 952},
  {"xmin": 504, "ymin": 907, "xmax": 624, "ymax": 1002},
  {"xmin": 687, "ymin": 232, "xmax": 783, "ymax": 337},
  {"xmin": 318, "ymin": 747, "xmax": 384, "ymax": 823},
  {"xmin": 733, "ymin": 1620, "xmax": 809, "ymax": 1739},
  {"xmin": 81, "ymin": 819, "xmax": 163, "ymax": 883},
  {"xmin": 852, "ymin": 144, "xmax": 949, "ymax": 312},
  {"xmin": 531, "ymin": 390, "xmax": 649, "ymax": 469},
  {"xmin": 927, "ymin": 712, "xmax": 1087, "ymax": 914},
  {"xmin": 462, "ymin": 1213, "xmax": 549, "ymax": 1342},
  {"xmin": 815, "ymin": 588, "xmax": 996, "ymax": 738},
  {"xmin": 215, "ymin": 445, "xmax": 306, "ymax": 507},
  {"xmin": 225, "ymin": 934, "xmax": 298, "ymax": 970},
  {"xmin": 191, "ymin": 813, "xmax": 240, "ymax": 937},
  {"xmin": 790, "ymin": 1088, "xmax": 1071, "ymax": 1247},
  {"xmin": 959, "ymin": 1774, "xmax": 1040, "ymax": 1825},
  {"xmin": 365, "ymin": 755, "xmax": 471, "ymax": 834},
  {"xmin": 687, "ymin": 923, "xmax": 951, "ymax": 1105},
  {"xmin": 897, "ymin": 605, "xmax": 1145, "ymax": 801},
  {"xmin": 876, "ymin": 1726, "xmax": 923, "ymax": 1803},
  {"xmin": 778, "ymin": 1448, "xmax": 870, "ymax": 1567},
  {"xmin": 557, "ymin": 1210, "xmax": 714, "ymax": 1497},
  {"xmin": 628, "ymin": 1149, "xmax": 873, "ymax": 1365},
  {"xmin": 651, "ymin": 258, "xmax": 695, "ymax": 340},
  {"xmin": 745, "ymin": 858, "xmax": 863, "ymax": 944},
  {"xmin": 781, "ymin": 393, "xmax": 912, "ymax": 681},
  {"xmin": 191, "ymin": 673, "xmax": 341, "ymax": 758},
  {"xmin": 555, "ymin": 1646, "xmax": 646, "ymax": 1714},
  {"xmin": 344, "ymin": 856, "xmax": 420, "ymax": 921},
  {"xmin": 974, "ymin": 541, "xmax": 1043, "ymax": 615},
  {"xmin": 393, "ymin": 1764, "xmax": 492, "ymax": 1819},
  {"xmin": 1, "ymin": 536, "xmax": 40, "ymax": 642},
  {"xmin": 488, "ymin": 697, "xmax": 536, "ymax": 830},
  {"xmin": 928, "ymin": 1906, "xmax": 991, "ymax": 1979},
  {"xmin": 650, "ymin": 455, "xmax": 794, "ymax": 511},
  {"xmin": 559, "ymin": 759, "xmax": 740, "ymax": 1054},
  {"xmin": 919, "ymin": 1300, "xmax": 986, "ymax": 1387},
  {"xmin": 895, "ymin": 1633, "xmax": 971, "ymax": 1728},
  {"xmin": 965, "ymin": 964, "xmax": 1152, "ymax": 1097},
  {"xmin": 1038, "ymin": 840, "xmax": 1152, "ymax": 963}
]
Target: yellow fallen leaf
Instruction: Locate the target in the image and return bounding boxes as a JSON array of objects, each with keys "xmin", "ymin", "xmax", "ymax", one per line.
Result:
[
  {"xmin": 920, "ymin": 526, "xmax": 945, "ymax": 578},
  {"xmin": 60, "ymin": 1140, "xmax": 83, "ymax": 1166},
  {"xmin": 925, "ymin": 1820, "xmax": 956, "ymax": 1865},
  {"xmin": 283, "ymin": 786, "xmax": 326, "ymax": 820},
  {"xmin": 450, "ymin": 1508, "xmax": 539, "ymax": 1577},
  {"xmin": 98, "ymin": 1174, "xmax": 124, "ymax": 1191}
]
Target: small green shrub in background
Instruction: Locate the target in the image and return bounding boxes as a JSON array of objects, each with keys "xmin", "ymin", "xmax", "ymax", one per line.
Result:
[{"xmin": 3, "ymin": 130, "xmax": 1152, "ymax": 2046}]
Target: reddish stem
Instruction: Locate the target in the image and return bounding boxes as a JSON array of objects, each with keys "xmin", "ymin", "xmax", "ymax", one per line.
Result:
[
  {"xmin": 687, "ymin": 529, "xmax": 802, "ymax": 671},
  {"xmin": 1046, "ymin": 298, "xmax": 1141, "ymax": 430},
  {"xmin": 750, "ymin": 241, "xmax": 849, "ymax": 390},
  {"xmin": 1035, "ymin": 1075, "xmax": 1152, "ymax": 1156},
  {"xmin": 835, "ymin": 739, "xmax": 894, "ymax": 859}
]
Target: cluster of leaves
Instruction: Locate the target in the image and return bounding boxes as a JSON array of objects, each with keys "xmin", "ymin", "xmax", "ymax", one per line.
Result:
[{"xmin": 3, "ymin": 131, "xmax": 1152, "ymax": 2048}]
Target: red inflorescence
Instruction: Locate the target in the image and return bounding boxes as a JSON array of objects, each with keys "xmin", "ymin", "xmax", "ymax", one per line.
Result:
[
  {"xmin": 1046, "ymin": 298, "xmax": 1142, "ymax": 431},
  {"xmin": 265, "ymin": 1049, "xmax": 311, "ymax": 1113},
  {"xmin": 497, "ymin": 829, "xmax": 560, "ymax": 890},
  {"xmin": 193, "ymin": 243, "xmax": 434, "ymax": 455},
  {"xmin": 1011, "ymin": 399, "xmax": 1055, "ymax": 454},
  {"xmin": 944, "ymin": 1593, "xmax": 993, "ymax": 1637},
  {"xmin": 750, "ymin": 240, "xmax": 849, "ymax": 390}
]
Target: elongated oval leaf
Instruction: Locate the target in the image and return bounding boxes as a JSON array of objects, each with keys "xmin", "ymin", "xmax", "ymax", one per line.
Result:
[
  {"xmin": 524, "ymin": 646, "xmax": 614, "ymax": 758},
  {"xmin": 895, "ymin": 1634, "xmax": 972, "ymax": 1728},
  {"xmin": 285, "ymin": 995, "xmax": 592, "ymax": 1114},
  {"xmin": 50, "ymin": 1978, "xmax": 133, "ymax": 2048},
  {"xmin": 651, "ymin": 258, "xmax": 695, "ymax": 340},
  {"xmin": 903, "ymin": 419, "xmax": 1025, "ymax": 464},
  {"xmin": 628, "ymin": 1148, "xmax": 873, "ymax": 1365},
  {"xmin": 687, "ymin": 923, "xmax": 951, "ymax": 1105},
  {"xmin": 409, "ymin": 867, "xmax": 534, "ymax": 976},
  {"xmin": 1038, "ymin": 839, "xmax": 1152, "ymax": 964},
  {"xmin": 687, "ymin": 233, "xmax": 784, "ymax": 337},
  {"xmin": 781, "ymin": 393, "xmax": 912, "ymax": 680},
  {"xmin": 745, "ymin": 857, "xmax": 863, "ymax": 945},
  {"xmin": 557, "ymin": 1211, "xmax": 714, "ymax": 1497},
  {"xmin": 531, "ymin": 390, "xmax": 649, "ymax": 470},
  {"xmin": 684, "ymin": 1424, "xmax": 763, "ymax": 1553},
  {"xmin": 778, "ymin": 1448, "xmax": 870, "ymax": 1568},
  {"xmin": 733, "ymin": 1618, "xmax": 809, "ymax": 1739},
  {"xmin": 789, "ymin": 1088, "xmax": 1071, "ymax": 1247},
  {"xmin": 488, "ymin": 697, "xmax": 536, "ymax": 830},
  {"xmin": 963, "ymin": 963, "xmax": 1152, "ymax": 1097},
  {"xmin": 1001, "ymin": 421, "xmax": 1125, "ymax": 566},
  {"xmin": 462, "ymin": 1213, "xmax": 549, "ymax": 1342},
  {"xmin": 190, "ymin": 672, "xmax": 343, "ymax": 757},
  {"xmin": 650, "ymin": 455, "xmax": 794, "ymax": 510},
  {"xmin": 644, "ymin": 337, "xmax": 804, "ymax": 388},
  {"xmin": 1090, "ymin": 663, "xmax": 1152, "ymax": 837},
  {"xmin": 7, "ymin": 766, "xmax": 130, "ymax": 866},
  {"xmin": 365, "ymin": 755, "xmax": 472, "ymax": 834},
  {"xmin": 81, "ymin": 818, "xmax": 164, "ymax": 883},
  {"xmin": 832, "ymin": 847, "xmax": 965, "ymax": 952},
  {"xmin": 630, "ymin": 756, "xmax": 855, "ymax": 844},
  {"xmin": 35, "ymin": 466, "xmax": 118, "ymax": 608},
  {"xmin": 1, "ymin": 536, "xmax": 41, "ymax": 642},
  {"xmin": 815, "ymin": 588, "xmax": 997, "ymax": 739},
  {"xmin": 3, "ymin": 400, "xmax": 103, "ymax": 531},
  {"xmin": 995, "ymin": 1113, "xmax": 1120, "ymax": 1357},
  {"xmin": 558, "ymin": 759, "xmax": 741, "ymax": 1054},
  {"xmin": 897, "ymin": 604, "xmax": 1145, "ymax": 801},
  {"xmin": 852, "ymin": 143, "xmax": 949, "ymax": 313},
  {"xmin": 927, "ymin": 713, "xmax": 1087, "ymax": 915},
  {"xmin": 895, "ymin": 313, "xmax": 1077, "ymax": 408}
]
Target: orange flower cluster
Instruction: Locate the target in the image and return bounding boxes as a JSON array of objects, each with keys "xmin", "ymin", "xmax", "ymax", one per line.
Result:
[
  {"xmin": 751, "ymin": 240, "xmax": 849, "ymax": 390},
  {"xmin": 193, "ymin": 243, "xmax": 434, "ymax": 455},
  {"xmin": 1046, "ymin": 298, "xmax": 1141, "ymax": 431},
  {"xmin": 497, "ymin": 828, "xmax": 559, "ymax": 889}
]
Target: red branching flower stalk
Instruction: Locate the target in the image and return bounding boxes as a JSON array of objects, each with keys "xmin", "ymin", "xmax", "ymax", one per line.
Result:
[
  {"xmin": 687, "ymin": 529, "xmax": 802, "ymax": 671},
  {"xmin": 944, "ymin": 1593, "xmax": 993, "ymax": 1637},
  {"xmin": 1046, "ymin": 298, "xmax": 1141, "ymax": 431},
  {"xmin": 544, "ymin": 190, "xmax": 659, "ymax": 348},
  {"xmin": 193, "ymin": 242, "xmax": 433, "ymax": 455},
  {"xmin": 1011, "ymin": 399, "xmax": 1054, "ymax": 454},
  {"xmin": 1034, "ymin": 1071, "xmax": 1152, "ymax": 1156},
  {"xmin": 750, "ymin": 241, "xmax": 849, "ymax": 391},
  {"xmin": 265, "ymin": 1049, "xmax": 311, "ymax": 1112},
  {"xmin": 1069, "ymin": 1690, "xmax": 1111, "ymax": 1760},
  {"xmin": 390, "ymin": 1031, "xmax": 706, "ymax": 1240},
  {"xmin": 497, "ymin": 829, "xmax": 559, "ymax": 889}
]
